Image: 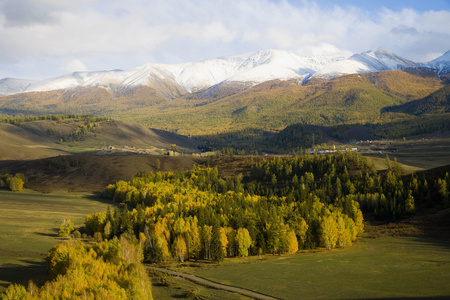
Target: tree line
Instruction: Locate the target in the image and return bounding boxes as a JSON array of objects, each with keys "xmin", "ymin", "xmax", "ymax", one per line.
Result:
[
  {"xmin": 0, "ymin": 173, "xmax": 25, "ymax": 191},
  {"xmin": 1, "ymin": 234, "xmax": 153, "ymax": 299},
  {"xmin": 246, "ymin": 153, "xmax": 449, "ymax": 220},
  {"xmin": 83, "ymin": 154, "xmax": 374, "ymax": 263},
  {"xmin": 84, "ymin": 152, "xmax": 450, "ymax": 264},
  {"xmin": 0, "ymin": 114, "xmax": 109, "ymax": 126}
]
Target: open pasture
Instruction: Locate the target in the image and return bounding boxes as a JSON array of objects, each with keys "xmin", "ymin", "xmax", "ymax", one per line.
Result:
[
  {"xmin": 0, "ymin": 190, "xmax": 113, "ymax": 290},
  {"xmin": 363, "ymin": 134, "xmax": 450, "ymax": 170},
  {"xmin": 181, "ymin": 237, "xmax": 450, "ymax": 299}
]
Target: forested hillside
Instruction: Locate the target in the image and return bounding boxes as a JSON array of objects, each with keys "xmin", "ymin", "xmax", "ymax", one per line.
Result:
[
  {"xmin": 1, "ymin": 70, "xmax": 448, "ymax": 153},
  {"xmin": 0, "ymin": 71, "xmax": 445, "ymax": 139},
  {"xmin": 141, "ymin": 70, "xmax": 443, "ymax": 136},
  {"xmin": 81, "ymin": 152, "xmax": 450, "ymax": 264},
  {"xmin": 382, "ymin": 85, "xmax": 450, "ymax": 116}
]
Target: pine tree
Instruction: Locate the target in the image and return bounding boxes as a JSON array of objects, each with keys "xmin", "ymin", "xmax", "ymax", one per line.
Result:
[{"xmin": 210, "ymin": 223, "xmax": 224, "ymax": 262}]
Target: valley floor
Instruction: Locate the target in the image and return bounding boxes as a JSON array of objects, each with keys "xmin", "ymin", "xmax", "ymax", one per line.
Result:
[
  {"xmin": 157, "ymin": 235, "xmax": 450, "ymax": 299},
  {"xmin": 1, "ymin": 150, "xmax": 450, "ymax": 299},
  {"xmin": 0, "ymin": 190, "xmax": 112, "ymax": 290}
]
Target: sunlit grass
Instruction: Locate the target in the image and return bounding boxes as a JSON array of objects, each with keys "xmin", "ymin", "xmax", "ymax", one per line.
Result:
[
  {"xmin": 0, "ymin": 190, "xmax": 113, "ymax": 290},
  {"xmin": 181, "ymin": 237, "xmax": 450, "ymax": 299}
]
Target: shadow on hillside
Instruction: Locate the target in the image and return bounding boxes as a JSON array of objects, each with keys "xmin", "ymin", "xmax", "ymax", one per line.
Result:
[
  {"xmin": 0, "ymin": 260, "xmax": 47, "ymax": 290},
  {"xmin": 81, "ymin": 193, "xmax": 117, "ymax": 206},
  {"xmin": 414, "ymin": 207, "xmax": 450, "ymax": 249},
  {"xmin": 395, "ymin": 236, "xmax": 450, "ymax": 254},
  {"xmin": 365, "ymin": 204, "xmax": 450, "ymax": 249}
]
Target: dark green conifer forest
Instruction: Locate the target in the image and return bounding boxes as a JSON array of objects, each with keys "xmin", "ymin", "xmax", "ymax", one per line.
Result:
[{"xmin": 83, "ymin": 152, "xmax": 450, "ymax": 263}]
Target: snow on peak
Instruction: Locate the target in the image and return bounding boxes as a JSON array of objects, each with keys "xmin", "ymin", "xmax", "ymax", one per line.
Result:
[
  {"xmin": 0, "ymin": 78, "xmax": 36, "ymax": 95},
  {"xmin": 429, "ymin": 50, "xmax": 450, "ymax": 63},
  {"xmin": 427, "ymin": 50, "xmax": 450, "ymax": 75},
  {"xmin": 226, "ymin": 49, "xmax": 341, "ymax": 84},
  {"xmin": 313, "ymin": 47, "xmax": 417, "ymax": 79},
  {"xmin": 174, "ymin": 57, "xmax": 243, "ymax": 93},
  {"xmin": 0, "ymin": 47, "xmax": 446, "ymax": 96}
]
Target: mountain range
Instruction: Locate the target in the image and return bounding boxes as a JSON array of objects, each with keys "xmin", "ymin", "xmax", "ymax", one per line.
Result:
[{"xmin": 1, "ymin": 47, "xmax": 449, "ymax": 98}]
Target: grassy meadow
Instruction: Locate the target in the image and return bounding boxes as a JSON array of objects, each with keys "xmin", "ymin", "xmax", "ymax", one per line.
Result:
[
  {"xmin": 149, "ymin": 274, "xmax": 253, "ymax": 300},
  {"xmin": 179, "ymin": 237, "xmax": 450, "ymax": 299},
  {"xmin": 0, "ymin": 189, "xmax": 113, "ymax": 291},
  {"xmin": 363, "ymin": 134, "xmax": 450, "ymax": 170}
]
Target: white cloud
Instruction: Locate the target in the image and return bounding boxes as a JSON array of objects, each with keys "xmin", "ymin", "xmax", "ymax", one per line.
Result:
[
  {"xmin": 202, "ymin": 22, "xmax": 236, "ymax": 43},
  {"xmin": 300, "ymin": 43, "xmax": 353, "ymax": 58},
  {"xmin": 0, "ymin": 0, "xmax": 449, "ymax": 79},
  {"xmin": 62, "ymin": 59, "xmax": 88, "ymax": 74}
]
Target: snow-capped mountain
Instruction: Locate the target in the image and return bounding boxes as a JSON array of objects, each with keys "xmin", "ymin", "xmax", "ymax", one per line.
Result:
[
  {"xmin": 426, "ymin": 50, "xmax": 450, "ymax": 75},
  {"xmin": 226, "ymin": 49, "xmax": 341, "ymax": 83},
  {"xmin": 312, "ymin": 48, "xmax": 418, "ymax": 79},
  {"xmin": 0, "ymin": 49, "xmax": 340, "ymax": 96},
  {"xmin": 0, "ymin": 78, "xmax": 37, "ymax": 95},
  {"xmin": 0, "ymin": 48, "xmax": 449, "ymax": 96}
]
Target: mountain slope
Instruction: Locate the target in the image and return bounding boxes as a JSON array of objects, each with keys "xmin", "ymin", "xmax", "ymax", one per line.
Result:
[
  {"xmin": 0, "ymin": 69, "xmax": 444, "ymax": 136},
  {"xmin": 382, "ymin": 85, "xmax": 450, "ymax": 116},
  {"xmin": 427, "ymin": 50, "xmax": 450, "ymax": 75},
  {"xmin": 137, "ymin": 70, "xmax": 444, "ymax": 136},
  {"xmin": 0, "ymin": 49, "xmax": 336, "ymax": 96},
  {"xmin": 312, "ymin": 48, "xmax": 417, "ymax": 79},
  {"xmin": 4, "ymin": 47, "xmax": 446, "ymax": 98},
  {"xmin": 0, "ymin": 118, "xmax": 199, "ymax": 160}
]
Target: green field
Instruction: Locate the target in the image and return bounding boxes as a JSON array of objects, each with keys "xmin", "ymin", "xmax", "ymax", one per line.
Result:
[
  {"xmin": 0, "ymin": 190, "xmax": 113, "ymax": 290},
  {"xmin": 178, "ymin": 237, "xmax": 450, "ymax": 299},
  {"xmin": 363, "ymin": 135, "xmax": 450, "ymax": 170},
  {"xmin": 149, "ymin": 274, "xmax": 253, "ymax": 300}
]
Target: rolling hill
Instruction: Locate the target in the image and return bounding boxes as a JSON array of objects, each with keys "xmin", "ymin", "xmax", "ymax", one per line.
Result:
[
  {"xmin": 382, "ymin": 85, "xmax": 450, "ymax": 116},
  {"xmin": 0, "ymin": 48, "xmax": 449, "ymax": 150},
  {"xmin": 0, "ymin": 117, "xmax": 199, "ymax": 160},
  {"xmin": 0, "ymin": 69, "xmax": 446, "ymax": 146},
  {"xmin": 0, "ymin": 155, "xmax": 202, "ymax": 193}
]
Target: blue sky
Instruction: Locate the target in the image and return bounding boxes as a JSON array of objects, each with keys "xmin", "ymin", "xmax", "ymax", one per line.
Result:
[
  {"xmin": 304, "ymin": 0, "xmax": 450, "ymax": 12},
  {"xmin": 1, "ymin": 0, "xmax": 450, "ymax": 79}
]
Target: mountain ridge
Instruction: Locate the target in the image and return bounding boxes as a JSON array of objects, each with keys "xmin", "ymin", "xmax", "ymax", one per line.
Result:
[{"xmin": 2, "ymin": 47, "xmax": 449, "ymax": 97}]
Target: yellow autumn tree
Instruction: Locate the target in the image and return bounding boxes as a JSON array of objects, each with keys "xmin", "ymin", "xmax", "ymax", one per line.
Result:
[
  {"xmin": 153, "ymin": 218, "xmax": 172, "ymax": 261},
  {"xmin": 321, "ymin": 214, "xmax": 338, "ymax": 250},
  {"xmin": 8, "ymin": 175, "xmax": 24, "ymax": 191},
  {"xmin": 185, "ymin": 217, "xmax": 201, "ymax": 260},
  {"xmin": 173, "ymin": 236, "xmax": 188, "ymax": 262},
  {"xmin": 287, "ymin": 230, "xmax": 299, "ymax": 254},
  {"xmin": 173, "ymin": 217, "xmax": 186, "ymax": 235},
  {"xmin": 354, "ymin": 205, "xmax": 364, "ymax": 234},
  {"xmin": 58, "ymin": 218, "xmax": 74, "ymax": 237},
  {"xmin": 236, "ymin": 228, "xmax": 252, "ymax": 257},
  {"xmin": 219, "ymin": 227, "xmax": 228, "ymax": 256},
  {"xmin": 336, "ymin": 213, "xmax": 353, "ymax": 248},
  {"xmin": 295, "ymin": 217, "xmax": 308, "ymax": 248},
  {"xmin": 16, "ymin": 238, "xmax": 154, "ymax": 300}
]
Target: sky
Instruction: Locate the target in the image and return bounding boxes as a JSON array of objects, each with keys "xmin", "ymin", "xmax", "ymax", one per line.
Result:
[{"xmin": 1, "ymin": 0, "xmax": 450, "ymax": 80}]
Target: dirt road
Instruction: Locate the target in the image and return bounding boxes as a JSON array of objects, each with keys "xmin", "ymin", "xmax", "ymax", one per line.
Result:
[{"xmin": 146, "ymin": 266, "xmax": 280, "ymax": 300}]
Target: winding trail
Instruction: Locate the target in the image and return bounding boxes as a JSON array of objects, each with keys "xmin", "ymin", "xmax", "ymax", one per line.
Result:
[{"xmin": 146, "ymin": 266, "xmax": 280, "ymax": 300}]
